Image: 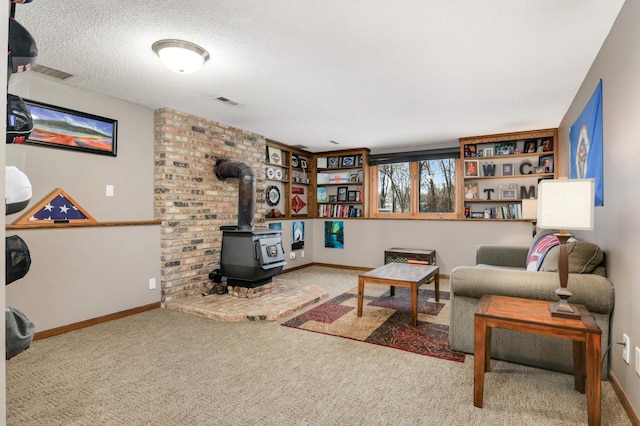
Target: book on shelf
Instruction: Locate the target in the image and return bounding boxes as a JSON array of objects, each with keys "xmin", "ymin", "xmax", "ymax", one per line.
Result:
[
  {"xmin": 317, "ymin": 204, "xmax": 362, "ymax": 218},
  {"xmin": 488, "ymin": 203, "xmax": 522, "ymax": 219}
]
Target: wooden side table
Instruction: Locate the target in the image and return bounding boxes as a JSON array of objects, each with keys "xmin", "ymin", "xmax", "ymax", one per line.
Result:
[{"xmin": 474, "ymin": 295, "xmax": 602, "ymax": 426}]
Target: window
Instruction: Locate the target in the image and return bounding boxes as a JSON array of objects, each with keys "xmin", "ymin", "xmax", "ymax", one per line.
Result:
[{"xmin": 370, "ymin": 149, "xmax": 458, "ymax": 219}]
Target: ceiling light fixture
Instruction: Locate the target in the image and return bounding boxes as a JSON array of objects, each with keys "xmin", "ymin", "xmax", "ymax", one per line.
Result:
[{"xmin": 152, "ymin": 39, "xmax": 210, "ymax": 74}]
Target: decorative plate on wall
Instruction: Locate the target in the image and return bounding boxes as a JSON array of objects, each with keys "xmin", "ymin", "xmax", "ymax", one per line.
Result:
[
  {"xmin": 275, "ymin": 169, "xmax": 283, "ymax": 180},
  {"xmin": 266, "ymin": 167, "xmax": 275, "ymax": 179},
  {"xmin": 266, "ymin": 185, "xmax": 280, "ymax": 206}
]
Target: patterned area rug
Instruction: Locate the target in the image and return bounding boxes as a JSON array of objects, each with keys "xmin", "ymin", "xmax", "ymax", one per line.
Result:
[{"xmin": 282, "ymin": 286, "xmax": 465, "ymax": 362}]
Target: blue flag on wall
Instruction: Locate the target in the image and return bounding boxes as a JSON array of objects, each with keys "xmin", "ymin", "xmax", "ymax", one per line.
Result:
[{"xmin": 569, "ymin": 80, "xmax": 604, "ymax": 206}]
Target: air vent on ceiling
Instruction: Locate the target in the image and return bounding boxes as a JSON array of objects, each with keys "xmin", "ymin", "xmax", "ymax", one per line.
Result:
[
  {"xmin": 215, "ymin": 96, "xmax": 240, "ymax": 106},
  {"xmin": 30, "ymin": 64, "xmax": 74, "ymax": 80},
  {"xmin": 290, "ymin": 144, "xmax": 309, "ymax": 150},
  {"xmin": 329, "ymin": 140, "xmax": 340, "ymax": 145}
]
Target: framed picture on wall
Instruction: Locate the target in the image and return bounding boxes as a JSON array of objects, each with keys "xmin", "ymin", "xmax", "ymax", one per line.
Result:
[{"xmin": 23, "ymin": 98, "xmax": 118, "ymax": 156}]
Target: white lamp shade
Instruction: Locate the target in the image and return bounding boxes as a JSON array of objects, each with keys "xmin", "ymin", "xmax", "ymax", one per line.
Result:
[
  {"xmin": 152, "ymin": 40, "xmax": 209, "ymax": 74},
  {"xmin": 521, "ymin": 198, "xmax": 538, "ymax": 220},
  {"xmin": 537, "ymin": 178, "xmax": 595, "ymax": 230}
]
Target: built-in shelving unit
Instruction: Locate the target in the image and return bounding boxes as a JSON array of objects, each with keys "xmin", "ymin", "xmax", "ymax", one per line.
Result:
[
  {"xmin": 265, "ymin": 140, "xmax": 312, "ymax": 220},
  {"xmin": 459, "ymin": 128, "xmax": 558, "ymax": 220},
  {"xmin": 315, "ymin": 148, "xmax": 369, "ymax": 218}
]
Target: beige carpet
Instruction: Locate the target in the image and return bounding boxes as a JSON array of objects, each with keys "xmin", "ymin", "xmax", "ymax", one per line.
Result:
[{"xmin": 6, "ymin": 266, "xmax": 631, "ymax": 425}]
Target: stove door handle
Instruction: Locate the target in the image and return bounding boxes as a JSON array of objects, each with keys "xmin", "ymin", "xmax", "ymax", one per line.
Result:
[{"xmin": 254, "ymin": 242, "xmax": 261, "ymax": 260}]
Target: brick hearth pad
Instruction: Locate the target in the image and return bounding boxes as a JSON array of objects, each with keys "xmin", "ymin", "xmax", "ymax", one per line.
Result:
[{"xmin": 163, "ymin": 278, "xmax": 328, "ymax": 322}]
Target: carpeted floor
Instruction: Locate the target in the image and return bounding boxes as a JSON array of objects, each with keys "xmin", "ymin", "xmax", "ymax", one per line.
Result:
[
  {"xmin": 5, "ymin": 266, "xmax": 632, "ymax": 425},
  {"xmin": 282, "ymin": 286, "xmax": 465, "ymax": 362}
]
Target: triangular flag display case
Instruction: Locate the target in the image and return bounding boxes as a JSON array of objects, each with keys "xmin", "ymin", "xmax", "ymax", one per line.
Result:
[{"xmin": 12, "ymin": 188, "xmax": 97, "ymax": 226}]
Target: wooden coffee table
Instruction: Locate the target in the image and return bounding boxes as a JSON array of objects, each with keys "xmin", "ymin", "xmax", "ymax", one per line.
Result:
[
  {"xmin": 357, "ymin": 263, "xmax": 440, "ymax": 326},
  {"xmin": 474, "ymin": 295, "xmax": 601, "ymax": 426}
]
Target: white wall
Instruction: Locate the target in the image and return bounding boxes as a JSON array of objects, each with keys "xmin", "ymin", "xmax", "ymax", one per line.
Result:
[
  {"xmin": 558, "ymin": 0, "xmax": 639, "ymax": 414},
  {"xmin": 5, "ymin": 74, "xmax": 161, "ymax": 332},
  {"xmin": 311, "ymin": 219, "xmax": 534, "ymax": 273}
]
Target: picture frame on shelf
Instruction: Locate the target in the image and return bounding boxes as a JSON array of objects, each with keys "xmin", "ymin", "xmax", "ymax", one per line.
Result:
[
  {"xmin": 337, "ymin": 186, "xmax": 348, "ymax": 202},
  {"xmin": 495, "ymin": 141, "xmax": 517, "ymax": 155},
  {"xmin": 356, "ymin": 154, "xmax": 363, "ymax": 165},
  {"xmin": 267, "ymin": 146, "xmax": 283, "ymax": 165},
  {"xmin": 328, "ymin": 156, "xmax": 340, "ymax": 168},
  {"xmin": 23, "ymin": 99, "xmax": 118, "ymax": 157},
  {"xmin": 317, "ymin": 157, "xmax": 328, "ymax": 168},
  {"xmin": 464, "ymin": 160, "xmax": 479, "ymax": 177},
  {"xmin": 464, "ymin": 144, "xmax": 478, "ymax": 157},
  {"xmin": 499, "ymin": 183, "xmax": 518, "ymax": 200},
  {"xmin": 539, "ymin": 154, "xmax": 554, "ymax": 173},
  {"xmin": 502, "ymin": 163, "xmax": 514, "ymax": 176},
  {"xmin": 541, "ymin": 137, "xmax": 553, "ymax": 152},
  {"xmin": 470, "ymin": 212, "xmax": 485, "ymax": 219},
  {"xmin": 524, "ymin": 140, "xmax": 537, "ymax": 153},
  {"xmin": 464, "ymin": 182, "xmax": 479, "ymax": 200},
  {"xmin": 350, "ymin": 174, "xmax": 358, "ymax": 183},
  {"xmin": 347, "ymin": 190, "xmax": 358, "ymax": 202},
  {"xmin": 329, "ymin": 195, "xmax": 337, "ymax": 202},
  {"xmin": 340, "ymin": 156, "xmax": 356, "ymax": 167},
  {"xmin": 483, "ymin": 147, "xmax": 494, "ymax": 157},
  {"xmin": 534, "ymin": 166, "xmax": 547, "ymax": 174},
  {"xmin": 300, "ymin": 158, "xmax": 308, "ymax": 170},
  {"xmin": 317, "ymin": 187, "xmax": 328, "ymax": 203}
]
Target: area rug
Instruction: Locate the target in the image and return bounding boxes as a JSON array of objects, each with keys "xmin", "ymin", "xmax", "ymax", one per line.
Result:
[{"xmin": 281, "ymin": 286, "xmax": 465, "ymax": 362}]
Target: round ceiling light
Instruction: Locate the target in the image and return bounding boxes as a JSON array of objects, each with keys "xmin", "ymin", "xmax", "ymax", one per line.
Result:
[{"xmin": 152, "ymin": 39, "xmax": 210, "ymax": 74}]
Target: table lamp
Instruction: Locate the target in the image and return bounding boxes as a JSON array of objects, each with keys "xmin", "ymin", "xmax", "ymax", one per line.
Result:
[
  {"xmin": 536, "ymin": 178, "xmax": 595, "ymax": 318},
  {"xmin": 521, "ymin": 198, "xmax": 538, "ymax": 237}
]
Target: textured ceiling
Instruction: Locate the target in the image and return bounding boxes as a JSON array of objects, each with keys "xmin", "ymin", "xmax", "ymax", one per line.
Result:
[{"xmin": 11, "ymin": 1, "xmax": 625, "ymax": 153}]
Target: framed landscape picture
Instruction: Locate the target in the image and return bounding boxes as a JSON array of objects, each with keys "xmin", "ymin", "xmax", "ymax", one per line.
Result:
[{"xmin": 23, "ymin": 99, "xmax": 118, "ymax": 156}]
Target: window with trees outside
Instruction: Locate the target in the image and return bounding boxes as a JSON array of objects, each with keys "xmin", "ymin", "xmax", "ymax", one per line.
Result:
[{"xmin": 369, "ymin": 148, "xmax": 458, "ymax": 219}]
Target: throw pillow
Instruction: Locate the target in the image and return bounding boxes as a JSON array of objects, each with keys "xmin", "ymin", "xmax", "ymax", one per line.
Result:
[
  {"xmin": 526, "ymin": 232, "xmax": 559, "ymax": 271},
  {"xmin": 539, "ymin": 241, "xmax": 604, "ymax": 274}
]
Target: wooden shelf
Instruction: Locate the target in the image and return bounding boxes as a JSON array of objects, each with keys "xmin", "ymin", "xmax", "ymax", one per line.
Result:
[
  {"xmin": 7, "ymin": 220, "xmax": 161, "ymax": 230},
  {"xmin": 467, "ymin": 173, "xmax": 553, "ymax": 180}
]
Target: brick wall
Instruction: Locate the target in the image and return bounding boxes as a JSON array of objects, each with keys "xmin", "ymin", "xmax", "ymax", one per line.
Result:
[{"xmin": 154, "ymin": 108, "xmax": 267, "ymax": 302}]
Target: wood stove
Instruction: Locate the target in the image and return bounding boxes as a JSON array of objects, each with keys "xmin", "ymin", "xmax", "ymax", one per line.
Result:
[
  {"xmin": 215, "ymin": 160, "xmax": 286, "ymax": 288},
  {"xmin": 220, "ymin": 226, "xmax": 285, "ymax": 288}
]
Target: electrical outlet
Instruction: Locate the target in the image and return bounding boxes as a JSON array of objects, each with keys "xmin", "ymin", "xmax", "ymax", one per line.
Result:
[
  {"xmin": 148, "ymin": 278, "xmax": 156, "ymax": 290},
  {"xmin": 623, "ymin": 334, "xmax": 630, "ymax": 363},
  {"xmin": 635, "ymin": 347, "xmax": 640, "ymax": 376},
  {"xmin": 289, "ymin": 252, "xmax": 295, "ymax": 259}
]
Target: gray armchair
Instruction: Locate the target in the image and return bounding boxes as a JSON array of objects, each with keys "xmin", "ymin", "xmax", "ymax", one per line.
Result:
[{"xmin": 449, "ymin": 241, "xmax": 614, "ymax": 379}]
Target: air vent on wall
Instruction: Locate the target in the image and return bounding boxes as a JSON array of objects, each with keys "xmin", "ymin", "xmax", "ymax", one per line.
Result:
[
  {"xmin": 30, "ymin": 64, "xmax": 73, "ymax": 80},
  {"xmin": 215, "ymin": 96, "xmax": 240, "ymax": 106}
]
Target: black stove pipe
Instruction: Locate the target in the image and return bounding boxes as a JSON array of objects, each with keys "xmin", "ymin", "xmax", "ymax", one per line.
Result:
[{"xmin": 214, "ymin": 159, "xmax": 256, "ymax": 230}]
